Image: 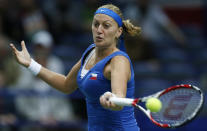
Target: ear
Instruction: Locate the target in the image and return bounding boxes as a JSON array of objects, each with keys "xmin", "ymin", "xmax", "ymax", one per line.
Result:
[{"xmin": 115, "ymin": 27, "xmax": 123, "ymax": 39}]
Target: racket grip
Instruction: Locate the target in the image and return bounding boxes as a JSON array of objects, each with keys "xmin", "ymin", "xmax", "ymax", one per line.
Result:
[{"xmin": 110, "ymin": 97, "xmax": 134, "ymax": 106}]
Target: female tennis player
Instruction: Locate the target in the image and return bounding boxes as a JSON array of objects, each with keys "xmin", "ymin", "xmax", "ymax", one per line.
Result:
[{"xmin": 10, "ymin": 4, "xmax": 141, "ymax": 131}]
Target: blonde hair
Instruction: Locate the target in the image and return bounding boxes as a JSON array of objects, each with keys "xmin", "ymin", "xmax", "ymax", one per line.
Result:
[{"xmin": 98, "ymin": 4, "xmax": 141, "ymax": 37}]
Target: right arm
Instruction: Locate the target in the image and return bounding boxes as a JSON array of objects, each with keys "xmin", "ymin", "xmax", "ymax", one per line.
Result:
[{"xmin": 10, "ymin": 41, "xmax": 81, "ymax": 94}]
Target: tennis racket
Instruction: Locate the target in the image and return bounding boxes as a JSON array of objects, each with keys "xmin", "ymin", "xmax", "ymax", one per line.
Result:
[{"xmin": 109, "ymin": 84, "xmax": 204, "ymax": 128}]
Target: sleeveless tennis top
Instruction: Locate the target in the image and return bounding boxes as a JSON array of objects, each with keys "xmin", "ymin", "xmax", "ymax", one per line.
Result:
[{"xmin": 77, "ymin": 44, "xmax": 139, "ymax": 131}]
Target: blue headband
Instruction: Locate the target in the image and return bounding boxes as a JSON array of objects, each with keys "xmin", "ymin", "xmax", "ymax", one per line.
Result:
[{"xmin": 94, "ymin": 8, "xmax": 123, "ymax": 27}]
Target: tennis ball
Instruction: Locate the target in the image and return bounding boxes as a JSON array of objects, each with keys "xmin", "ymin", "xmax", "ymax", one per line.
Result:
[{"xmin": 145, "ymin": 98, "xmax": 162, "ymax": 112}]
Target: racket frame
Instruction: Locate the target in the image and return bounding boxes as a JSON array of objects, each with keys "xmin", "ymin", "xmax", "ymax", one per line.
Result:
[{"xmin": 110, "ymin": 84, "xmax": 204, "ymax": 128}]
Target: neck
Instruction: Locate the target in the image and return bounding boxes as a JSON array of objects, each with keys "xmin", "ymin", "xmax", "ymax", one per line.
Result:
[{"xmin": 94, "ymin": 44, "xmax": 118, "ymax": 61}]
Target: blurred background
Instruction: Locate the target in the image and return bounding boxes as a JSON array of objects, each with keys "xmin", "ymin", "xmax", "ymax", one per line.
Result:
[{"xmin": 0, "ymin": 0, "xmax": 206, "ymax": 131}]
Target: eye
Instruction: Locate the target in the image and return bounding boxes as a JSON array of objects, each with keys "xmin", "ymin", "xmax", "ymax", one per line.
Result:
[
  {"xmin": 93, "ymin": 21, "xmax": 99, "ymax": 28},
  {"xmin": 103, "ymin": 23, "xmax": 110, "ymax": 29}
]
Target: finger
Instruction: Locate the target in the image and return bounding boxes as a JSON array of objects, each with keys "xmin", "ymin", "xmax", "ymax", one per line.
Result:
[
  {"xmin": 105, "ymin": 100, "xmax": 111, "ymax": 108},
  {"xmin": 100, "ymin": 95, "xmax": 105, "ymax": 106},
  {"xmin": 10, "ymin": 43, "xmax": 19, "ymax": 54},
  {"xmin": 100, "ymin": 96, "xmax": 109, "ymax": 108},
  {"xmin": 110, "ymin": 101, "xmax": 116, "ymax": 108},
  {"xmin": 104, "ymin": 91, "xmax": 111, "ymax": 96},
  {"xmin": 21, "ymin": 40, "xmax": 27, "ymax": 51},
  {"xmin": 103, "ymin": 94, "xmax": 112, "ymax": 108},
  {"xmin": 105, "ymin": 92, "xmax": 116, "ymax": 99},
  {"xmin": 104, "ymin": 92, "xmax": 112, "ymax": 100}
]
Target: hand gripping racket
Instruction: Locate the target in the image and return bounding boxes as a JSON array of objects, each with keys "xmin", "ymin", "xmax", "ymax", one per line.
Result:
[{"xmin": 110, "ymin": 84, "xmax": 204, "ymax": 128}]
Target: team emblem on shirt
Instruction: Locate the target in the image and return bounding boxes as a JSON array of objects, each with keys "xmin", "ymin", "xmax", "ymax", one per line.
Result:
[{"xmin": 89, "ymin": 73, "xmax": 97, "ymax": 80}]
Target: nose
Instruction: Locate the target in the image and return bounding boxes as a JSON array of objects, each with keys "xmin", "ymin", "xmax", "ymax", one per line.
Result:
[{"xmin": 97, "ymin": 25, "xmax": 103, "ymax": 34}]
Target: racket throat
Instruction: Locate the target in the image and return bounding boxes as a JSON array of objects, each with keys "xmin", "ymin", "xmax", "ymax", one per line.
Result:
[{"xmin": 132, "ymin": 98, "xmax": 139, "ymax": 106}]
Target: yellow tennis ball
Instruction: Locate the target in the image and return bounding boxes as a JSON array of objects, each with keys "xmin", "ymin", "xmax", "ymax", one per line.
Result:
[{"xmin": 145, "ymin": 98, "xmax": 162, "ymax": 112}]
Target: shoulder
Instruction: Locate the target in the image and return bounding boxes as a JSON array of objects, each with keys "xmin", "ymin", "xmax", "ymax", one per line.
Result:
[
  {"xmin": 109, "ymin": 54, "xmax": 131, "ymax": 81},
  {"xmin": 104, "ymin": 50, "xmax": 132, "ymax": 67},
  {"xmin": 103, "ymin": 51, "xmax": 131, "ymax": 80},
  {"xmin": 111, "ymin": 55, "xmax": 130, "ymax": 64},
  {"xmin": 112, "ymin": 51, "xmax": 131, "ymax": 62},
  {"xmin": 110, "ymin": 55, "xmax": 131, "ymax": 70}
]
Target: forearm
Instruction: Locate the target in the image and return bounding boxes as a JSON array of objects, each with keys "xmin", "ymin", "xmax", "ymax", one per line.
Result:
[
  {"xmin": 36, "ymin": 59, "xmax": 81, "ymax": 94},
  {"xmin": 37, "ymin": 67, "xmax": 70, "ymax": 93}
]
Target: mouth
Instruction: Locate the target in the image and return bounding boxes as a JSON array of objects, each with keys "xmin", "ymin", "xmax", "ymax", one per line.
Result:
[{"xmin": 95, "ymin": 36, "xmax": 103, "ymax": 41}]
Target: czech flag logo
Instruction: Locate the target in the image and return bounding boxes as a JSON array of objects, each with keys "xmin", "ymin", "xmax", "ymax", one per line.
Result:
[{"xmin": 90, "ymin": 73, "xmax": 97, "ymax": 80}]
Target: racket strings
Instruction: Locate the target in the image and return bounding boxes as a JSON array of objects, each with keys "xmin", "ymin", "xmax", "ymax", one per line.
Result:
[{"xmin": 151, "ymin": 88, "xmax": 202, "ymax": 126}]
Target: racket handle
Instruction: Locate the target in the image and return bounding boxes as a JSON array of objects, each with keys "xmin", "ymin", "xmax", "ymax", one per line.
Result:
[{"xmin": 110, "ymin": 97, "xmax": 135, "ymax": 106}]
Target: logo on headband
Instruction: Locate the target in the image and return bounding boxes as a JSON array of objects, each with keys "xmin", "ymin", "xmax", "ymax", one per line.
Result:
[{"xmin": 95, "ymin": 8, "xmax": 123, "ymax": 27}]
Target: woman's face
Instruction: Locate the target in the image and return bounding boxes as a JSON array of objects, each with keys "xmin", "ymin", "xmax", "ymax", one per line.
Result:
[{"xmin": 92, "ymin": 14, "xmax": 122, "ymax": 48}]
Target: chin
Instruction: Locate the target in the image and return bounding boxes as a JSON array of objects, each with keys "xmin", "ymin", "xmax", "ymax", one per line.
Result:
[{"xmin": 94, "ymin": 41, "xmax": 106, "ymax": 47}]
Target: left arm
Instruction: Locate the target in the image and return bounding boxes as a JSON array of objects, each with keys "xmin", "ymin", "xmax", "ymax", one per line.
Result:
[{"xmin": 100, "ymin": 56, "xmax": 131, "ymax": 110}]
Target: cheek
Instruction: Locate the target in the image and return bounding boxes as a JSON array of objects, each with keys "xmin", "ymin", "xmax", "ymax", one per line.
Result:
[
  {"xmin": 92, "ymin": 28, "xmax": 96, "ymax": 38},
  {"xmin": 106, "ymin": 30, "xmax": 116, "ymax": 40},
  {"xmin": 92, "ymin": 26, "xmax": 95, "ymax": 34}
]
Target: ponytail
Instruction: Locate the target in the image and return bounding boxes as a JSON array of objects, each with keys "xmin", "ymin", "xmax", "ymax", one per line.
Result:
[{"xmin": 123, "ymin": 19, "xmax": 141, "ymax": 37}]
